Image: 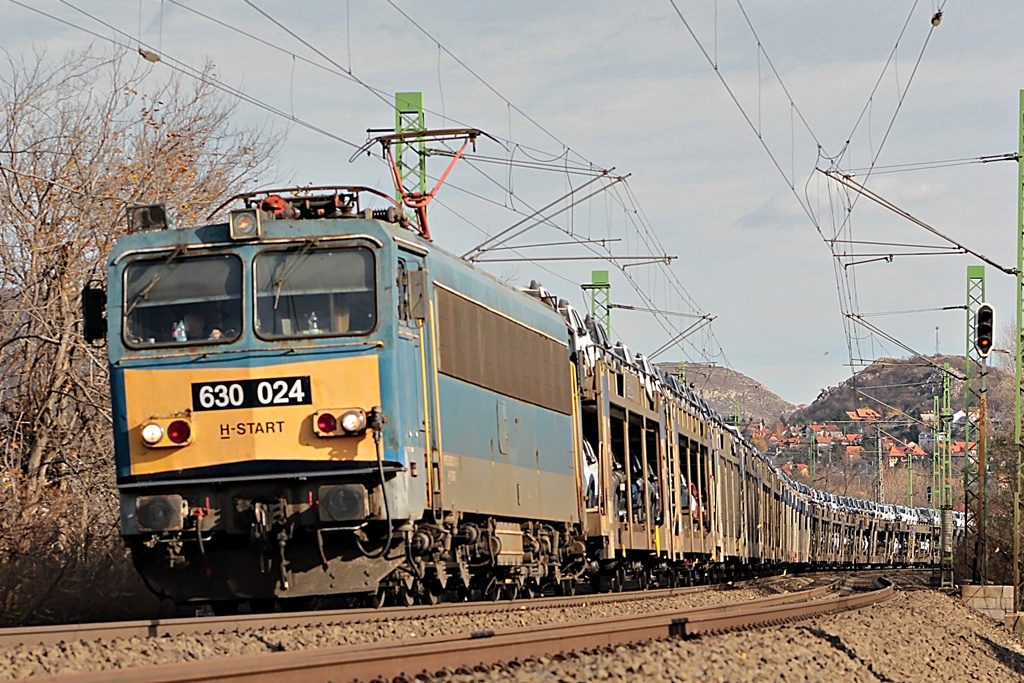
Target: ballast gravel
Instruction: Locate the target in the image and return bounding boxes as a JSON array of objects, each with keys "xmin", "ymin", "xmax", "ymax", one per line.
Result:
[
  {"xmin": 447, "ymin": 589, "xmax": 1024, "ymax": 683},
  {"xmin": 0, "ymin": 580, "xmax": 802, "ymax": 679},
  {"xmin": 5, "ymin": 575, "xmax": 1020, "ymax": 681}
]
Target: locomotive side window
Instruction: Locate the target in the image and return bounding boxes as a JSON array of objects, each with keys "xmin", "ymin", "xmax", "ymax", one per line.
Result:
[
  {"xmin": 123, "ymin": 254, "xmax": 242, "ymax": 347},
  {"xmin": 254, "ymin": 247, "xmax": 376, "ymax": 338}
]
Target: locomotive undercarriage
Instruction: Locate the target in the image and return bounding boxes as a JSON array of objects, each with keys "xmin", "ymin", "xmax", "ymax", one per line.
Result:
[{"xmin": 125, "ymin": 481, "xmax": 590, "ymax": 609}]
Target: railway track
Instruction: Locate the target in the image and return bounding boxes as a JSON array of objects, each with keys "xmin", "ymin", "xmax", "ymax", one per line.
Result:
[
  {"xmin": 19, "ymin": 575, "xmax": 898, "ymax": 683},
  {"xmin": 0, "ymin": 578, "xmax": 755, "ymax": 650}
]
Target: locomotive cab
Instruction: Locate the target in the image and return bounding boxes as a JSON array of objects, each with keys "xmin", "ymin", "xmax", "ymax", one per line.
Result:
[{"xmin": 104, "ymin": 189, "xmax": 436, "ymax": 605}]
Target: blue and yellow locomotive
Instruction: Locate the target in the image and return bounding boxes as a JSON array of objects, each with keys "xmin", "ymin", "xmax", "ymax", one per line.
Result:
[
  {"xmin": 87, "ymin": 187, "xmax": 584, "ymax": 609},
  {"xmin": 83, "ymin": 181, "xmax": 947, "ymax": 612}
]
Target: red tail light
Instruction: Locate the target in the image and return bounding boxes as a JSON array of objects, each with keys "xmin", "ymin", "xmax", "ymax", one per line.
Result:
[
  {"xmin": 317, "ymin": 413, "xmax": 337, "ymax": 434},
  {"xmin": 167, "ymin": 420, "xmax": 191, "ymax": 444}
]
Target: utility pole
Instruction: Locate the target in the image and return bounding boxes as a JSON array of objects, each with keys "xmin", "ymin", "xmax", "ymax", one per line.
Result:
[
  {"xmin": 932, "ymin": 394, "xmax": 941, "ymax": 513},
  {"xmin": 876, "ymin": 423, "xmax": 884, "ymax": 503},
  {"xmin": 1015, "ymin": 89, "xmax": 1024, "ymax": 612},
  {"xmin": 907, "ymin": 444, "xmax": 914, "ymax": 508},
  {"xmin": 809, "ymin": 437, "xmax": 817, "ymax": 488},
  {"xmin": 964, "ymin": 266, "xmax": 987, "ymax": 585}
]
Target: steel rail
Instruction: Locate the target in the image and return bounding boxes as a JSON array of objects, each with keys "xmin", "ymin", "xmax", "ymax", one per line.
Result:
[
  {"xmin": 21, "ymin": 580, "xmax": 880, "ymax": 683},
  {"xmin": 0, "ymin": 579, "xmax": 754, "ymax": 649},
  {"xmin": 675, "ymin": 577, "xmax": 895, "ymax": 636}
]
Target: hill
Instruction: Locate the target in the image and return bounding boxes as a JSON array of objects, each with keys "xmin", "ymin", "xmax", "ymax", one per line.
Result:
[
  {"xmin": 785, "ymin": 354, "xmax": 1006, "ymax": 427},
  {"xmin": 656, "ymin": 362, "xmax": 796, "ymax": 426}
]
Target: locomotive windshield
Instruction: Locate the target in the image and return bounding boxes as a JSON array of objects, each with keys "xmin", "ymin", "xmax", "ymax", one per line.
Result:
[
  {"xmin": 254, "ymin": 246, "xmax": 376, "ymax": 338},
  {"xmin": 123, "ymin": 253, "xmax": 243, "ymax": 347}
]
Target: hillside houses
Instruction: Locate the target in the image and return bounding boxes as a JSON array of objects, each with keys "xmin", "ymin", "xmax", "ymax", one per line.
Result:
[{"xmin": 846, "ymin": 407, "xmax": 881, "ymax": 421}]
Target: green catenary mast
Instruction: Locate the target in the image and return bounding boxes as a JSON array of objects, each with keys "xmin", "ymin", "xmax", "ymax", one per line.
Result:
[
  {"xmin": 394, "ymin": 92, "xmax": 427, "ymax": 203},
  {"xmin": 583, "ymin": 270, "xmax": 612, "ymax": 337},
  {"xmin": 937, "ymin": 363, "xmax": 954, "ymax": 588},
  {"xmin": 964, "ymin": 265, "xmax": 988, "ymax": 584}
]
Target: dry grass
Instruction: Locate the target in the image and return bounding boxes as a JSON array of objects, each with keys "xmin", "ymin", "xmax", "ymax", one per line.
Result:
[{"xmin": 0, "ymin": 471, "xmax": 171, "ymax": 626}]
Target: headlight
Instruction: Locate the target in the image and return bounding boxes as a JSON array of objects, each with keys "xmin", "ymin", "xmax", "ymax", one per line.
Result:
[
  {"xmin": 141, "ymin": 423, "xmax": 165, "ymax": 445},
  {"xmin": 340, "ymin": 409, "xmax": 367, "ymax": 434},
  {"xmin": 229, "ymin": 208, "xmax": 263, "ymax": 240},
  {"xmin": 312, "ymin": 408, "xmax": 368, "ymax": 437}
]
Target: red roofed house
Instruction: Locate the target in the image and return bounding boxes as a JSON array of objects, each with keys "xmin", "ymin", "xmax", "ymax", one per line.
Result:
[{"xmin": 846, "ymin": 407, "xmax": 882, "ymax": 421}]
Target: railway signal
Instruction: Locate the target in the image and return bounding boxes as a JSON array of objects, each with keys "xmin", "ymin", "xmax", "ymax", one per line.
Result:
[{"xmin": 974, "ymin": 303, "xmax": 994, "ymax": 358}]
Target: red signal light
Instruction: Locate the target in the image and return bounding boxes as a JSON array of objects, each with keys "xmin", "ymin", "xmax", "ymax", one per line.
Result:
[
  {"xmin": 974, "ymin": 304, "xmax": 994, "ymax": 358},
  {"xmin": 317, "ymin": 413, "xmax": 337, "ymax": 434},
  {"xmin": 167, "ymin": 420, "xmax": 191, "ymax": 444}
]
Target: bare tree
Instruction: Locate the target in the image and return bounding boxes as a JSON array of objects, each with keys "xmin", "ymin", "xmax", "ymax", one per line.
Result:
[
  {"xmin": 0, "ymin": 49, "xmax": 281, "ymax": 623},
  {"xmin": 0, "ymin": 49, "xmax": 279, "ymax": 491}
]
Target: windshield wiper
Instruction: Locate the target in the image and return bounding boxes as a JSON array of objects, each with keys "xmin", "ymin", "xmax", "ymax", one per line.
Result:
[
  {"xmin": 124, "ymin": 246, "xmax": 185, "ymax": 317},
  {"xmin": 271, "ymin": 239, "xmax": 316, "ymax": 310}
]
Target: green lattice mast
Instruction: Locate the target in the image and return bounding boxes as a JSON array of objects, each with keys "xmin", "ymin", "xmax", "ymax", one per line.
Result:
[
  {"xmin": 394, "ymin": 92, "xmax": 427, "ymax": 203},
  {"xmin": 938, "ymin": 363, "xmax": 954, "ymax": 588},
  {"xmin": 964, "ymin": 266, "xmax": 987, "ymax": 584},
  {"xmin": 582, "ymin": 270, "xmax": 612, "ymax": 338}
]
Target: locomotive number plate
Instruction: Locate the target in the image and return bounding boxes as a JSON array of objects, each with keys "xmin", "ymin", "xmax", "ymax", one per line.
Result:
[{"xmin": 191, "ymin": 376, "xmax": 312, "ymax": 411}]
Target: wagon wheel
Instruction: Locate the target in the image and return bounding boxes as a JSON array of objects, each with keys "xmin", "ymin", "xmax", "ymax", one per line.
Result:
[
  {"xmin": 611, "ymin": 568, "xmax": 625, "ymax": 593},
  {"xmin": 417, "ymin": 580, "xmax": 441, "ymax": 605},
  {"xmin": 484, "ymin": 577, "xmax": 502, "ymax": 602}
]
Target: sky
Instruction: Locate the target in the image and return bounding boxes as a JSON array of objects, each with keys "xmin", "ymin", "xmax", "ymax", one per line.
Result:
[{"xmin": 2, "ymin": 0, "xmax": 1021, "ymax": 406}]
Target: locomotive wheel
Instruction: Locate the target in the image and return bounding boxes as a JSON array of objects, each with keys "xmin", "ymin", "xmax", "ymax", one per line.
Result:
[
  {"xmin": 558, "ymin": 578, "xmax": 576, "ymax": 596},
  {"xmin": 396, "ymin": 586, "xmax": 415, "ymax": 608},
  {"xmin": 364, "ymin": 586, "xmax": 387, "ymax": 609},
  {"xmin": 638, "ymin": 570, "xmax": 650, "ymax": 591},
  {"xmin": 504, "ymin": 583, "xmax": 520, "ymax": 601},
  {"xmin": 484, "ymin": 578, "xmax": 502, "ymax": 602}
]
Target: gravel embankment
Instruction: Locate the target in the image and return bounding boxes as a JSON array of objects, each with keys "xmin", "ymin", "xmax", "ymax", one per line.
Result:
[
  {"xmin": 447, "ymin": 589, "xmax": 1024, "ymax": 683},
  {"xmin": 1, "ymin": 579, "xmax": 813, "ymax": 679}
]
